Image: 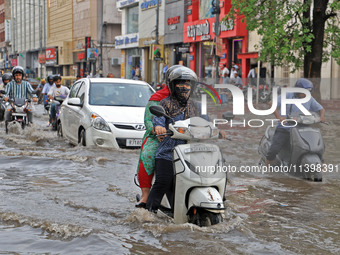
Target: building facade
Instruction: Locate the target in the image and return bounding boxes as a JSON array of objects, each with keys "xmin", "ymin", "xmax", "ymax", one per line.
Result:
[
  {"xmin": 11, "ymin": 0, "xmax": 47, "ymax": 78},
  {"xmin": 138, "ymin": 0, "xmax": 165, "ymax": 84},
  {"xmin": 73, "ymin": 0, "xmax": 121, "ymax": 78},
  {"xmin": 183, "ymin": 0, "xmax": 248, "ymax": 81},
  {"xmin": 0, "ymin": 0, "xmax": 11, "ymax": 72},
  {"xmin": 46, "ymin": 0, "xmax": 73, "ymax": 76},
  {"xmin": 164, "ymin": 0, "xmax": 189, "ymax": 68},
  {"xmin": 115, "ymin": 0, "xmax": 140, "ymax": 80}
]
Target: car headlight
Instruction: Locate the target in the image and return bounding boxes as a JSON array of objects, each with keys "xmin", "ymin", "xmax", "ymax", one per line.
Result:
[{"xmin": 91, "ymin": 113, "xmax": 111, "ymax": 132}]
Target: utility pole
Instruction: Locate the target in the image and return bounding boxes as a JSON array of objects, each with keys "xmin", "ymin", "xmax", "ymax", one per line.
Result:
[
  {"xmin": 99, "ymin": 0, "xmax": 104, "ymax": 77},
  {"xmin": 155, "ymin": 0, "xmax": 160, "ymax": 85},
  {"xmin": 212, "ymin": 0, "xmax": 220, "ymax": 84}
]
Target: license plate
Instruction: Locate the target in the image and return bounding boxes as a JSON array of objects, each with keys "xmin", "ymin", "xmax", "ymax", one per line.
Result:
[{"xmin": 126, "ymin": 139, "xmax": 142, "ymax": 147}]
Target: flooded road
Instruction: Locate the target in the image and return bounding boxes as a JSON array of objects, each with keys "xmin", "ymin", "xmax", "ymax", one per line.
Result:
[{"xmin": 0, "ymin": 103, "xmax": 339, "ymax": 254}]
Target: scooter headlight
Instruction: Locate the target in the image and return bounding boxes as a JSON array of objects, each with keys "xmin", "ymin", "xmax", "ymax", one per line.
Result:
[{"xmin": 174, "ymin": 127, "xmax": 189, "ymax": 135}]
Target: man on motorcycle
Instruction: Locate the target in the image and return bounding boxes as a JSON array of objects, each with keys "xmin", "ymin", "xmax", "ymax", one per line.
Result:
[
  {"xmin": 3, "ymin": 66, "xmax": 37, "ymax": 124},
  {"xmin": 47, "ymin": 75, "xmax": 69, "ymax": 125},
  {"xmin": 42, "ymin": 75, "xmax": 55, "ymax": 105},
  {"xmin": 0, "ymin": 73, "xmax": 12, "ymax": 96},
  {"xmin": 265, "ymin": 78, "xmax": 326, "ymax": 166},
  {"xmin": 0, "ymin": 73, "xmax": 13, "ymax": 121}
]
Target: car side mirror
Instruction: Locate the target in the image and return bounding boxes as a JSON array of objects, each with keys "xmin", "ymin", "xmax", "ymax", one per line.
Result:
[{"xmin": 68, "ymin": 97, "xmax": 83, "ymax": 107}]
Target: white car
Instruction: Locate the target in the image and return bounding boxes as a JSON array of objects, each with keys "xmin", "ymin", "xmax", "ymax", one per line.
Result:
[{"xmin": 58, "ymin": 78, "xmax": 155, "ymax": 149}]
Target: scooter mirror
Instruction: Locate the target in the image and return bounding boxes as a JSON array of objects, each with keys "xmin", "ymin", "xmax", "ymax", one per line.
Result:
[
  {"xmin": 149, "ymin": 105, "xmax": 166, "ymax": 117},
  {"xmin": 222, "ymin": 111, "xmax": 234, "ymax": 121},
  {"xmin": 149, "ymin": 105, "xmax": 174, "ymax": 123},
  {"xmin": 0, "ymin": 90, "xmax": 6, "ymax": 95}
]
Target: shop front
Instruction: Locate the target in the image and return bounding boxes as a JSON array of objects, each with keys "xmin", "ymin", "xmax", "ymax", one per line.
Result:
[
  {"xmin": 183, "ymin": 1, "xmax": 249, "ymax": 79},
  {"xmin": 164, "ymin": 0, "xmax": 189, "ymax": 67},
  {"xmin": 138, "ymin": 0, "xmax": 165, "ymax": 84},
  {"xmin": 115, "ymin": 33, "xmax": 141, "ymax": 79}
]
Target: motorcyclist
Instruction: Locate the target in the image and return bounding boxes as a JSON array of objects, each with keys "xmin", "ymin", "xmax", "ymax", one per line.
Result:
[
  {"xmin": 0, "ymin": 73, "xmax": 13, "ymax": 121},
  {"xmin": 3, "ymin": 66, "xmax": 38, "ymax": 124},
  {"xmin": 146, "ymin": 66, "xmax": 201, "ymax": 213},
  {"xmin": 265, "ymin": 78, "xmax": 326, "ymax": 166},
  {"xmin": 42, "ymin": 75, "xmax": 55, "ymax": 106},
  {"xmin": 0, "ymin": 73, "xmax": 12, "ymax": 96},
  {"xmin": 47, "ymin": 75, "xmax": 69, "ymax": 125}
]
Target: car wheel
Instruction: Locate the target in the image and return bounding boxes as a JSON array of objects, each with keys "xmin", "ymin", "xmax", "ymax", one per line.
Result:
[
  {"xmin": 57, "ymin": 122, "xmax": 63, "ymax": 137},
  {"xmin": 79, "ymin": 129, "xmax": 86, "ymax": 146}
]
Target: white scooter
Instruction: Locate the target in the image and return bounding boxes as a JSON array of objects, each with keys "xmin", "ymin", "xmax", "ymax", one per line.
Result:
[
  {"xmin": 149, "ymin": 105, "xmax": 228, "ymax": 226},
  {"xmin": 258, "ymin": 113, "xmax": 327, "ymax": 181}
]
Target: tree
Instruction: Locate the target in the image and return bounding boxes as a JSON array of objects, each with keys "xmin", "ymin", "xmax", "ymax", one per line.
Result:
[{"xmin": 224, "ymin": 0, "xmax": 339, "ymax": 101}]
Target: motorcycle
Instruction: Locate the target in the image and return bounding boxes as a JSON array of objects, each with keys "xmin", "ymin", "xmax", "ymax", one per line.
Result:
[
  {"xmin": 43, "ymin": 94, "xmax": 51, "ymax": 114},
  {"xmin": 258, "ymin": 113, "xmax": 326, "ymax": 182},
  {"xmin": 50, "ymin": 95, "xmax": 66, "ymax": 131},
  {"xmin": 144, "ymin": 105, "xmax": 228, "ymax": 226},
  {"xmin": 0, "ymin": 90, "xmax": 7, "ymax": 122},
  {"xmin": 5, "ymin": 97, "xmax": 32, "ymax": 134}
]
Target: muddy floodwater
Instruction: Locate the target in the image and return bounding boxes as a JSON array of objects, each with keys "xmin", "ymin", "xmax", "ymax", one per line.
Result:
[{"xmin": 0, "ymin": 102, "xmax": 339, "ymax": 254}]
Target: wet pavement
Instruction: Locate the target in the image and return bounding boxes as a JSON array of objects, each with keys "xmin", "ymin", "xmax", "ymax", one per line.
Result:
[{"xmin": 0, "ymin": 101, "xmax": 339, "ymax": 254}]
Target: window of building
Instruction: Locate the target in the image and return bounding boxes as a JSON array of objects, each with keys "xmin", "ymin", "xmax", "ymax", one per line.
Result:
[{"xmin": 126, "ymin": 6, "xmax": 138, "ymax": 34}]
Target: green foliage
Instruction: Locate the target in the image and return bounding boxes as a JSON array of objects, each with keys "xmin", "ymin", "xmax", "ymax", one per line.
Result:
[{"xmin": 224, "ymin": 0, "xmax": 340, "ymax": 72}]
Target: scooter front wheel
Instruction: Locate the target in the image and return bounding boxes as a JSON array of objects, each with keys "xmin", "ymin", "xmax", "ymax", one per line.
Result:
[{"xmin": 189, "ymin": 210, "xmax": 223, "ymax": 227}]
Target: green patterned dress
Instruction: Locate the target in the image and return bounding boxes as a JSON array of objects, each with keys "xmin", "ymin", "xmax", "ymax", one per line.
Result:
[{"xmin": 136, "ymin": 100, "xmax": 160, "ymax": 175}]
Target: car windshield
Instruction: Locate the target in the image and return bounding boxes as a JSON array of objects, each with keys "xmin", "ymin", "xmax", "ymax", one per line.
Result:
[{"xmin": 89, "ymin": 82, "xmax": 153, "ymax": 107}]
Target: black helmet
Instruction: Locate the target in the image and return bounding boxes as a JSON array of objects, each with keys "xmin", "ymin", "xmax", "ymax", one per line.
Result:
[
  {"xmin": 2, "ymin": 73, "xmax": 12, "ymax": 82},
  {"xmin": 53, "ymin": 75, "xmax": 61, "ymax": 82},
  {"xmin": 165, "ymin": 64, "xmax": 182, "ymax": 85},
  {"xmin": 168, "ymin": 66, "xmax": 198, "ymax": 96},
  {"xmin": 12, "ymin": 66, "xmax": 25, "ymax": 78}
]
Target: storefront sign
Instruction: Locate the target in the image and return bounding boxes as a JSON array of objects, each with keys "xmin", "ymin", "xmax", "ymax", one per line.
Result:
[
  {"xmin": 141, "ymin": 0, "xmax": 161, "ymax": 11},
  {"xmin": 115, "ymin": 33, "xmax": 139, "ymax": 49},
  {"xmin": 88, "ymin": 48, "xmax": 98, "ymax": 60},
  {"xmin": 117, "ymin": 0, "xmax": 138, "ymax": 9},
  {"xmin": 38, "ymin": 53, "xmax": 45, "ymax": 64},
  {"xmin": 184, "ymin": 17, "xmax": 244, "ymax": 43},
  {"xmin": 45, "ymin": 48, "xmax": 57, "ymax": 66},
  {"xmin": 77, "ymin": 52, "xmax": 85, "ymax": 61},
  {"xmin": 169, "ymin": 25, "xmax": 177, "ymax": 31},
  {"xmin": 167, "ymin": 16, "xmax": 180, "ymax": 25},
  {"xmin": 177, "ymin": 46, "xmax": 190, "ymax": 53},
  {"xmin": 187, "ymin": 20, "xmax": 210, "ymax": 41},
  {"xmin": 12, "ymin": 59, "xmax": 17, "ymax": 66}
]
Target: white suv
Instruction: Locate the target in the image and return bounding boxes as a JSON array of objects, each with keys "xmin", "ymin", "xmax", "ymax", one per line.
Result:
[{"xmin": 58, "ymin": 78, "xmax": 154, "ymax": 149}]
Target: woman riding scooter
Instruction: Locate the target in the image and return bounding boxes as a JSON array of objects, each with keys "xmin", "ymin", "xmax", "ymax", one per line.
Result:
[
  {"xmin": 135, "ymin": 65, "xmax": 182, "ymax": 208},
  {"xmin": 146, "ymin": 66, "xmax": 202, "ymax": 213}
]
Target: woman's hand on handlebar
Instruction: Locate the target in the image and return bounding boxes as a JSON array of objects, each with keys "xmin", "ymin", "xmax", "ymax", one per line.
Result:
[{"xmin": 155, "ymin": 126, "xmax": 167, "ymax": 142}]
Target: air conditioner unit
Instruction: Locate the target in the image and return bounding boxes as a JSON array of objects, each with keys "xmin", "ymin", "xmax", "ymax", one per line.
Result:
[{"xmin": 111, "ymin": 57, "xmax": 121, "ymax": 66}]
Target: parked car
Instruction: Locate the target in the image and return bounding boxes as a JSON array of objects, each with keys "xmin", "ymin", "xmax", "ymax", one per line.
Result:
[
  {"xmin": 26, "ymin": 78, "xmax": 40, "ymax": 89},
  {"xmin": 58, "ymin": 78, "xmax": 155, "ymax": 149}
]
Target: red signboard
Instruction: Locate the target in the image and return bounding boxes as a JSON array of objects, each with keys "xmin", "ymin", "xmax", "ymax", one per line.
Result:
[
  {"xmin": 183, "ymin": 17, "xmax": 247, "ymax": 43},
  {"xmin": 167, "ymin": 16, "xmax": 180, "ymax": 25},
  {"xmin": 12, "ymin": 59, "xmax": 17, "ymax": 66},
  {"xmin": 38, "ymin": 53, "xmax": 46, "ymax": 64},
  {"xmin": 45, "ymin": 48, "xmax": 56, "ymax": 60},
  {"xmin": 77, "ymin": 52, "xmax": 85, "ymax": 61}
]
